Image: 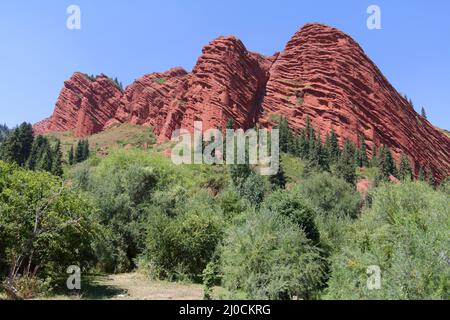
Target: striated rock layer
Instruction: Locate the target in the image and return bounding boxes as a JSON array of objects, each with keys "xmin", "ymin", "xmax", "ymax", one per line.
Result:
[
  {"xmin": 35, "ymin": 73, "xmax": 123, "ymax": 137},
  {"xmin": 258, "ymin": 23, "xmax": 450, "ymax": 181},
  {"xmin": 34, "ymin": 23, "xmax": 450, "ymax": 181}
]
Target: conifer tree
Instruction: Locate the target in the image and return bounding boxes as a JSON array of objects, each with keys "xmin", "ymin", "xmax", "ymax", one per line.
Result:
[
  {"xmin": 328, "ymin": 129, "xmax": 340, "ymax": 163},
  {"xmin": 0, "ymin": 122, "xmax": 34, "ymax": 167},
  {"xmin": 421, "ymin": 107, "xmax": 427, "ymax": 119},
  {"xmin": 26, "ymin": 135, "xmax": 46, "ymax": 170},
  {"xmin": 270, "ymin": 157, "xmax": 286, "ymax": 190},
  {"xmin": 377, "ymin": 145, "xmax": 396, "ymax": 181},
  {"xmin": 75, "ymin": 140, "xmax": 82, "ymax": 163},
  {"xmin": 418, "ymin": 167, "xmax": 426, "ymax": 181},
  {"xmin": 427, "ymin": 170, "xmax": 435, "ymax": 186},
  {"xmin": 370, "ymin": 144, "xmax": 378, "ymax": 168},
  {"xmin": 398, "ymin": 153, "xmax": 412, "ymax": 181},
  {"xmin": 35, "ymin": 140, "xmax": 53, "ymax": 172},
  {"xmin": 51, "ymin": 140, "xmax": 63, "ymax": 176},
  {"xmin": 335, "ymin": 138, "xmax": 357, "ymax": 185},
  {"xmin": 68, "ymin": 146, "xmax": 74, "ymax": 165},
  {"xmin": 83, "ymin": 139, "xmax": 90, "ymax": 160},
  {"xmin": 358, "ymin": 136, "xmax": 369, "ymax": 167}
]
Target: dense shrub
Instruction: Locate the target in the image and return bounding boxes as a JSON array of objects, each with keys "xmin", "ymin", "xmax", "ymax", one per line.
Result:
[
  {"xmin": 263, "ymin": 188, "xmax": 320, "ymax": 243},
  {"xmin": 80, "ymin": 162, "xmax": 160, "ymax": 272},
  {"xmin": 144, "ymin": 191, "xmax": 224, "ymax": 282},
  {"xmin": 220, "ymin": 209, "xmax": 325, "ymax": 300},
  {"xmin": 325, "ymin": 182, "xmax": 450, "ymax": 299},
  {"xmin": 298, "ymin": 172, "xmax": 361, "ymax": 219},
  {"xmin": 0, "ymin": 161, "xmax": 98, "ymax": 295}
]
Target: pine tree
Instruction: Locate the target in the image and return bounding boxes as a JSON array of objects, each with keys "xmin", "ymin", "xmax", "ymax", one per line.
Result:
[
  {"xmin": 418, "ymin": 167, "xmax": 426, "ymax": 181},
  {"xmin": 83, "ymin": 139, "xmax": 90, "ymax": 160},
  {"xmin": 270, "ymin": 157, "xmax": 286, "ymax": 189},
  {"xmin": 35, "ymin": 139, "xmax": 53, "ymax": 172},
  {"xmin": 377, "ymin": 145, "xmax": 396, "ymax": 181},
  {"xmin": 427, "ymin": 170, "xmax": 435, "ymax": 186},
  {"xmin": 16, "ymin": 123, "xmax": 34, "ymax": 166},
  {"xmin": 278, "ymin": 116, "xmax": 290, "ymax": 153},
  {"xmin": 335, "ymin": 138, "xmax": 357, "ymax": 185},
  {"xmin": 75, "ymin": 140, "xmax": 83, "ymax": 163},
  {"xmin": 421, "ymin": 107, "xmax": 427, "ymax": 119},
  {"xmin": 328, "ymin": 129, "xmax": 340, "ymax": 163},
  {"xmin": 358, "ymin": 136, "xmax": 369, "ymax": 167},
  {"xmin": 298, "ymin": 129, "xmax": 308, "ymax": 159},
  {"xmin": 51, "ymin": 140, "xmax": 63, "ymax": 176},
  {"xmin": 26, "ymin": 135, "xmax": 46, "ymax": 170},
  {"xmin": 370, "ymin": 144, "xmax": 378, "ymax": 168},
  {"xmin": 68, "ymin": 146, "xmax": 74, "ymax": 165},
  {"xmin": 0, "ymin": 122, "xmax": 34, "ymax": 167},
  {"xmin": 398, "ymin": 153, "xmax": 412, "ymax": 181}
]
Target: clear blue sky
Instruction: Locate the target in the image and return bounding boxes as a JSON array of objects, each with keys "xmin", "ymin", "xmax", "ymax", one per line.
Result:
[{"xmin": 1, "ymin": 0, "xmax": 449, "ymax": 129}]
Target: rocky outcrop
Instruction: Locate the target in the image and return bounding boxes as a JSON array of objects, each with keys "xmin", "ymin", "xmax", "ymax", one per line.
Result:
[
  {"xmin": 259, "ymin": 23, "xmax": 450, "ymax": 181},
  {"xmin": 111, "ymin": 67, "xmax": 189, "ymax": 141},
  {"xmin": 179, "ymin": 36, "xmax": 273, "ymax": 133},
  {"xmin": 34, "ymin": 23, "xmax": 450, "ymax": 181},
  {"xmin": 35, "ymin": 73, "xmax": 123, "ymax": 137}
]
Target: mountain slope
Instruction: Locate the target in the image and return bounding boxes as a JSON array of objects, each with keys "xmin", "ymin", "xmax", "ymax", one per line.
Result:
[{"xmin": 33, "ymin": 23, "xmax": 450, "ymax": 181}]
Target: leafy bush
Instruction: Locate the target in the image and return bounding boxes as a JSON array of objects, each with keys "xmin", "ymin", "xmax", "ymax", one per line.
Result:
[
  {"xmin": 0, "ymin": 161, "xmax": 98, "ymax": 294},
  {"xmin": 220, "ymin": 209, "xmax": 325, "ymax": 300},
  {"xmin": 80, "ymin": 162, "xmax": 160, "ymax": 272},
  {"xmin": 298, "ymin": 172, "xmax": 360, "ymax": 219},
  {"xmin": 325, "ymin": 181, "xmax": 450, "ymax": 299},
  {"xmin": 263, "ymin": 188, "xmax": 320, "ymax": 243},
  {"xmin": 144, "ymin": 191, "xmax": 224, "ymax": 282}
]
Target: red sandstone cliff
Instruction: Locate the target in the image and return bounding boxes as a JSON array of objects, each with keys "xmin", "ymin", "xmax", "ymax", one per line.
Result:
[
  {"xmin": 33, "ymin": 23, "xmax": 450, "ymax": 180},
  {"xmin": 34, "ymin": 73, "xmax": 123, "ymax": 137}
]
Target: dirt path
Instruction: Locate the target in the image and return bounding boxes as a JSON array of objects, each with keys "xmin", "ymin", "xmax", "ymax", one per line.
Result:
[{"xmin": 50, "ymin": 273, "xmax": 206, "ymax": 300}]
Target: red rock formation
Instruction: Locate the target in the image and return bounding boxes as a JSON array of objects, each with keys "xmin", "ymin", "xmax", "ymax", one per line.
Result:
[
  {"xmin": 111, "ymin": 67, "xmax": 189, "ymax": 141},
  {"xmin": 35, "ymin": 73, "xmax": 123, "ymax": 137},
  {"xmin": 179, "ymin": 36, "xmax": 273, "ymax": 134},
  {"xmin": 34, "ymin": 23, "xmax": 450, "ymax": 181},
  {"xmin": 259, "ymin": 23, "xmax": 450, "ymax": 181}
]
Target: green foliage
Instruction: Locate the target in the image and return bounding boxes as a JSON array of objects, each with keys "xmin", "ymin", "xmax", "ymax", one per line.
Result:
[
  {"xmin": 327, "ymin": 129, "xmax": 340, "ymax": 163},
  {"xmin": 263, "ymin": 188, "xmax": 320, "ymax": 243},
  {"xmin": 438, "ymin": 176, "xmax": 450, "ymax": 195},
  {"xmin": 398, "ymin": 153, "xmax": 412, "ymax": 181},
  {"xmin": 75, "ymin": 140, "xmax": 90, "ymax": 164},
  {"xmin": 269, "ymin": 158, "xmax": 286, "ymax": 190},
  {"xmin": 369, "ymin": 144, "xmax": 378, "ymax": 167},
  {"xmin": 0, "ymin": 123, "xmax": 34, "ymax": 167},
  {"xmin": 377, "ymin": 144, "xmax": 396, "ymax": 182},
  {"xmin": 145, "ymin": 192, "xmax": 224, "ymax": 282},
  {"xmin": 326, "ymin": 182, "xmax": 450, "ymax": 299},
  {"xmin": 78, "ymin": 161, "xmax": 160, "ymax": 272},
  {"xmin": 0, "ymin": 161, "xmax": 98, "ymax": 285},
  {"xmin": 334, "ymin": 139, "xmax": 357, "ymax": 185},
  {"xmin": 240, "ymin": 172, "xmax": 266, "ymax": 205},
  {"xmin": 0, "ymin": 124, "xmax": 9, "ymax": 144},
  {"xmin": 154, "ymin": 77, "xmax": 167, "ymax": 85},
  {"xmin": 68, "ymin": 146, "xmax": 74, "ymax": 165},
  {"xmin": 421, "ymin": 107, "xmax": 427, "ymax": 119},
  {"xmin": 220, "ymin": 209, "xmax": 325, "ymax": 300},
  {"xmin": 297, "ymin": 172, "xmax": 360, "ymax": 219},
  {"xmin": 217, "ymin": 189, "xmax": 247, "ymax": 221},
  {"xmin": 357, "ymin": 136, "xmax": 369, "ymax": 167}
]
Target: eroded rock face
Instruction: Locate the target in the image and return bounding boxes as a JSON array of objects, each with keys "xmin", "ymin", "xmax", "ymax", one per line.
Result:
[
  {"xmin": 112, "ymin": 67, "xmax": 189, "ymax": 141},
  {"xmin": 35, "ymin": 73, "xmax": 123, "ymax": 137},
  {"xmin": 259, "ymin": 23, "xmax": 450, "ymax": 181},
  {"xmin": 34, "ymin": 23, "xmax": 450, "ymax": 180},
  {"xmin": 179, "ymin": 36, "xmax": 273, "ymax": 133}
]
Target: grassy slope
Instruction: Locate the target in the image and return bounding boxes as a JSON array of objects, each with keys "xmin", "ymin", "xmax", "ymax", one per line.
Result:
[{"xmin": 45, "ymin": 124, "xmax": 156, "ymax": 160}]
